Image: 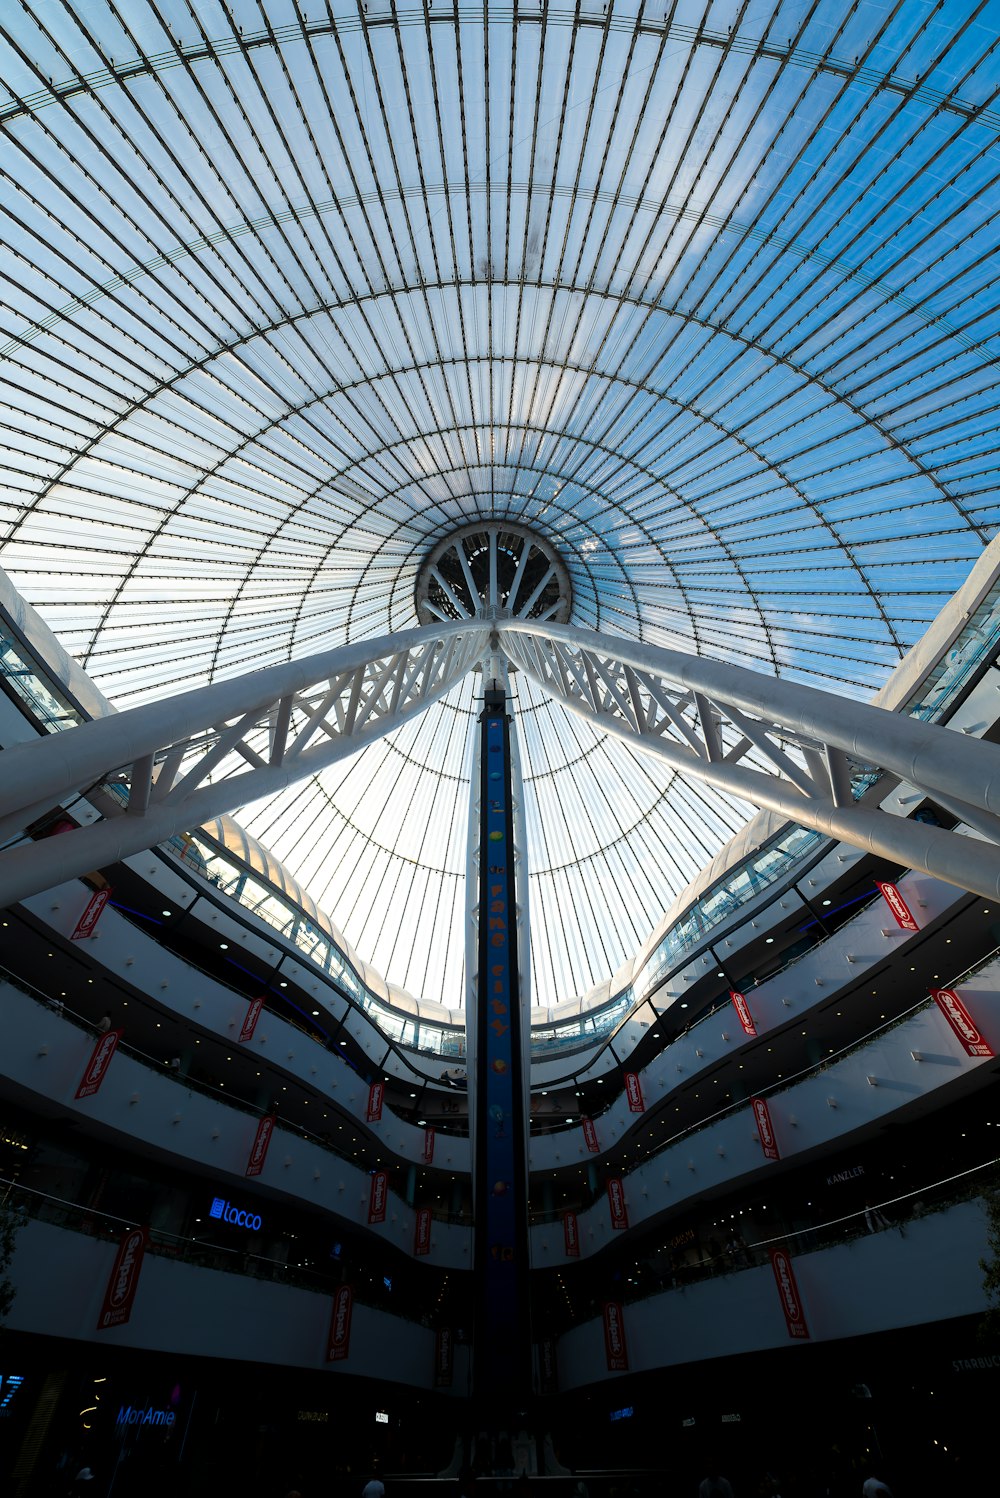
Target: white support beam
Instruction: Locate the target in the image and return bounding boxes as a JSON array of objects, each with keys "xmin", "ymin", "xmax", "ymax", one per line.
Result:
[
  {"xmin": 498, "ymin": 620, "xmax": 1000, "ymax": 904},
  {"xmin": 0, "ymin": 622, "xmax": 490, "ymax": 909}
]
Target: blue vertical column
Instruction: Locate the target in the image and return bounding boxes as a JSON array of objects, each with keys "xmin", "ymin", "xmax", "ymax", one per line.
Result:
[{"xmin": 473, "ymin": 683, "xmax": 530, "ymax": 1410}]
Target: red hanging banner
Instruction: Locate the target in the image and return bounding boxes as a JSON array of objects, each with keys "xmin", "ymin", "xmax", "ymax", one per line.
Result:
[
  {"xmin": 423, "ymin": 1127, "xmax": 435, "ymax": 1164},
  {"xmin": 932, "ymin": 988, "xmax": 993, "ymax": 1058},
  {"xmin": 582, "ymin": 1117, "xmax": 600, "ymax": 1153},
  {"xmin": 368, "ymin": 1170, "xmax": 388, "ymax": 1224},
  {"xmin": 624, "ymin": 1071, "xmax": 645, "ymax": 1113},
  {"xmin": 96, "ymin": 1225, "xmax": 148, "ymax": 1332},
  {"xmin": 563, "ymin": 1210, "xmax": 580, "ymax": 1257},
  {"xmin": 607, "ymin": 1177, "xmax": 629, "ymax": 1230},
  {"xmin": 75, "ymin": 1029, "xmax": 123, "ymax": 1100},
  {"xmin": 414, "ymin": 1206, "xmax": 432, "ymax": 1256},
  {"xmin": 730, "ymin": 990, "xmax": 758, "ymax": 1038},
  {"xmin": 603, "ymin": 1301, "xmax": 629, "ymax": 1371},
  {"xmin": 770, "ymin": 1247, "xmax": 810, "ymax": 1339},
  {"xmin": 435, "ymin": 1327, "xmax": 454, "ymax": 1387},
  {"xmin": 245, "ymin": 1113, "xmax": 277, "ymax": 1178},
  {"xmin": 71, "ymin": 888, "xmax": 112, "ymax": 941},
  {"xmin": 238, "ymin": 996, "xmax": 264, "ymax": 1044},
  {"xmin": 752, "ymin": 1096, "xmax": 780, "ymax": 1160},
  {"xmin": 327, "ymin": 1285, "xmax": 353, "ymax": 1362},
  {"xmin": 876, "ymin": 881, "xmax": 919, "ymax": 933},
  {"xmin": 367, "ymin": 1081, "xmax": 384, "ymax": 1122}
]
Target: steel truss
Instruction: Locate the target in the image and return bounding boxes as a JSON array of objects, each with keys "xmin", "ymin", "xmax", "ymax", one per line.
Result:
[
  {"xmin": 497, "ymin": 621, "xmax": 1000, "ymax": 904},
  {"xmin": 0, "ymin": 622, "xmax": 490, "ymax": 909},
  {"xmin": 3, "ymin": 614, "xmax": 1000, "ymax": 913}
]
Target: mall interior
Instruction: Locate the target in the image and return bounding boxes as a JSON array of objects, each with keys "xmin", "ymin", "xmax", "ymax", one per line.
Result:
[{"xmin": 1, "ymin": 2, "xmax": 1000, "ymax": 1495}]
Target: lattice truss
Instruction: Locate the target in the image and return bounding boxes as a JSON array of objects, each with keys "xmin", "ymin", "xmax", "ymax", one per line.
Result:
[
  {"xmin": 498, "ymin": 622, "xmax": 1000, "ymax": 902},
  {"xmin": 0, "ymin": 624, "xmax": 489, "ymax": 908},
  {"xmin": 502, "ymin": 629, "xmax": 861, "ymax": 805}
]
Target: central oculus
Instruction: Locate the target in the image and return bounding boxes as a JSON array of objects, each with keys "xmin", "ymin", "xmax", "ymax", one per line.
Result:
[{"xmin": 415, "ymin": 522, "xmax": 572, "ymax": 625}]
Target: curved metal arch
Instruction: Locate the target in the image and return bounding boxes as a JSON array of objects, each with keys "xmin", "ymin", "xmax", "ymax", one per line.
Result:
[
  {"xmin": 4, "ymin": 274, "xmax": 983, "ymax": 605},
  {"xmin": 55, "ymin": 338, "xmax": 935, "ymax": 686},
  {"xmin": 247, "ymin": 370, "xmax": 912, "ymax": 672},
  {"xmin": 3, "ymin": 10, "xmax": 995, "ymax": 147},
  {"xmin": 4, "ymin": 173, "xmax": 996, "ymax": 394}
]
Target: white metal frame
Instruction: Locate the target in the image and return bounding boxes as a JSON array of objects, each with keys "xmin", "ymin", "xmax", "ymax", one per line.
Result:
[
  {"xmin": 498, "ymin": 620, "xmax": 1000, "ymax": 903},
  {"xmin": 0, "ymin": 622, "xmax": 490, "ymax": 909},
  {"xmin": 3, "ymin": 613, "xmax": 1000, "ymax": 913}
]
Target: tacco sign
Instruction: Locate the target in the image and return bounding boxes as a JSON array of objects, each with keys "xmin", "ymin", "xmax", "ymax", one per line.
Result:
[{"xmin": 210, "ymin": 1196, "xmax": 262, "ymax": 1231}]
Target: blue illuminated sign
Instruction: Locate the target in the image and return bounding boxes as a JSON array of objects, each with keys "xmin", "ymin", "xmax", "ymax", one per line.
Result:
[
  {"xmin": 0, "ymin": 1375, "xmax": 24, "ymax": 1416},
  {"xmin": 209, "ymin": 1196, "xmax": 262, "ymax": 1231},
  {"xmin": 609, "ymin": 1406, "xmax": 634, "ymax": 1422}
]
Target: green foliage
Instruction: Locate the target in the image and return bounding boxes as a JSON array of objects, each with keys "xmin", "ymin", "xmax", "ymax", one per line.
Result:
[{"xmin": 0, "ymin": 1196, "xmax": 27, "ymax": 1324}]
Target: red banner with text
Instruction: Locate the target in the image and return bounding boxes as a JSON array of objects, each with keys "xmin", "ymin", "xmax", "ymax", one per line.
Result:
[
  {"xmin": 876, "ymin": 881, "xmax": 919, "ymax": 933},
  {"xmin": 369, "ymin": 1170, "xmax": 388, "ymax": 1224},
  {"xmin": 75, "ymin": 1029, "xmax": 123, "ymax": 1100},
  {"xmin": 624, "ymin": 1071, "xmax": 645, "ymax": 1113},
  {"xmin": 367, "ymin": 1081, "xmax": 384, "ymax": 1122},
  {"xmin": 72, "ymin": 887, "xmax": 112, "ymax": 941},
  {"xmin": 770, "ymin": 1247, "xmax": 810, "ymax": 1339},
  {"xmin": 423, "ymin": 1127, "xmax": 435, "ymax": 1164},
  {"xmin": 933, "ymin": 988, "xmax": 993, "ymax": 1058},
  {"xmin": 730, "ymin": 990, "xmax": 758, "ymax": 1037},
  {"xmin": 607, "ymin": 1177, "xmax": 629, "ymax": 1230},
  {"xmin": 327, "ymin": 1285, "xmax": 353, "ymax": 1362},
  {"xmin": 752, "ymin": 1096, "xmax": 780, "ymax": 1160},
  {"xmin": 603, "ymin": 1301, "xmax": 629, "ymax": 1371},
  {"xmin": 238, "ymin": 996, "xmax": 264, "ymax": 1044},
  {"xmin": 563, "ymin": 1210, "xmax": 580, "ymax": 1257},
  {"xmin": 582, "ymin": 1117, "xmax": 599, "ymax": 1153},
  {"xmin": 245, "ymin": 1113, "xmax": 277, "ymax": 1178},
  {"xmin": 97, "ymin": 1225, "xmax": 148, "ymax": 1332},
  {"xmin": 414, "ymin": 1206, "xmax": 432, "ymax": 1256}
]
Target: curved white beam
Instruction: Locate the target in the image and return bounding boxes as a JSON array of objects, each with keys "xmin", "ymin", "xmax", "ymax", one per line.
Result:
[
  {"xmin": 0, "ymin": 622, "xmax": 490, "ymax": 909},
  {"xmin": 498, "ymin": 620, "xmax": 1000, "ymax": 903}
]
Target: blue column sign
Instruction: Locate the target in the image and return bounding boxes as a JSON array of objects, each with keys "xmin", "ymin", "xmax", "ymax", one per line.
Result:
[{"xmin": 473, "ymin": 685, "xmax": 530, "ymax": 1407}]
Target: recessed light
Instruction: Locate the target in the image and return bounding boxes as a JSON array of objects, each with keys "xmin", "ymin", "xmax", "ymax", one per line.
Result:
[
  {"xmin": 162, "ymin": 909, "xmax": 172, "ymax": 916},
  {"xmin": 219, "ymin": 943, "xmax": 228, "ymax": 950}
]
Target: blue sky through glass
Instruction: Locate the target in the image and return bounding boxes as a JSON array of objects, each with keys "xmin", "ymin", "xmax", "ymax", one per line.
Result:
[{"xmin": 0, "ymin": 0, "xmax": 998, "ymax": 1007}]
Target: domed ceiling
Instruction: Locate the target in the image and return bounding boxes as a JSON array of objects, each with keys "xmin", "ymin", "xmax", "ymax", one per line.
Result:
[{"xmin": 0, "ymin": 1, "xmax": 997, "ymax": 1008}]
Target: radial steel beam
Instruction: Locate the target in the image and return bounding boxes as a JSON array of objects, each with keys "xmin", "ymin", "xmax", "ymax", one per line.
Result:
[
  {"xmin": 498, "ymin": 620, "xmax": 1000, "ymax": 903},
  {"xmin": 0, "ymin": 622, "xmax": 490, "ymax": 909}
]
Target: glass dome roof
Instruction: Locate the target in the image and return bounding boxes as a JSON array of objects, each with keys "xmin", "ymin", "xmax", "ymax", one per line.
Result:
[{"xmin": 0, "ymin": 0, "xmax": 997, "ymax": 1008}]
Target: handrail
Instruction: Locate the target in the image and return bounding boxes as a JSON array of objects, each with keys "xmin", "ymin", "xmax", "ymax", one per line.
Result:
[
  {"xmin": 3, "ymin": 565, "xmax": 1000, "ymax": 1063},
  {"xmin": 528, "ymin": 943, "xmax": 1000, "ymax": 1221},
  {"xmin": 0, "ymin": 963, "xmax": 473, "ymax": 1220},
  {"xmin": 0, "ymin": 1176, "xmax": 443, "ymax": 1321}
]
